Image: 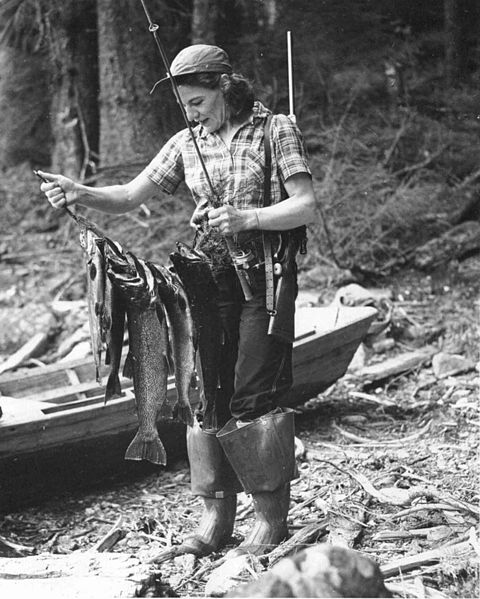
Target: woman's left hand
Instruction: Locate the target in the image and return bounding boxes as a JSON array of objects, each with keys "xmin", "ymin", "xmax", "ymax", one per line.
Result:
[{"xmin": 207, "ymin": 205, "xmax": 255, "ymax": 235}]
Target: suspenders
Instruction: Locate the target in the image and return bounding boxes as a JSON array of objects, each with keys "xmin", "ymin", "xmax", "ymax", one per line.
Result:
[{"xmin": 262, "ymin": 115, "xmax": 276, "ymax": 316}]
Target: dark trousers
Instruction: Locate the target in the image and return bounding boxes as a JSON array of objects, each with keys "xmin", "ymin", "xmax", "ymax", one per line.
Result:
[{"xmin": 210, "ymin": 267, "xmax": 293, "ymax": 425}]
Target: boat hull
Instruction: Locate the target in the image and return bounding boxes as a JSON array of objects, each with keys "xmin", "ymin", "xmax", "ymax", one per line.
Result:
[{"xmin": 0, "ymin": 305, "xmax": 376, "ymax": 508}]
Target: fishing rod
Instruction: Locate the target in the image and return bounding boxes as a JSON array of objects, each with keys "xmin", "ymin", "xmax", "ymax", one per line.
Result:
[
  {"xmin": 287, "ymin": 30, "xmax": 296, "ymax": 124},
  {"xmin": 139, "ymin": 0, "xmax": 253, "ymax": 301}
]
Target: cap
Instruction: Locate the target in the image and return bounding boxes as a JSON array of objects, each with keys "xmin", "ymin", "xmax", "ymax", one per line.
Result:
[{"xmin": 151, "ymin": 44, "xmax": 232, "ymax": 92}]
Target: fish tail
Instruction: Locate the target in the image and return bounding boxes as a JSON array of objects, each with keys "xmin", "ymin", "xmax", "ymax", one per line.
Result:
[
  {"xmin": 104, "ymin": 373, "xmax": 122, "ymax": 404},
  {"xmin": 176, "ymin": 402, "xmax": 194, "ymax": 427},
  {"xmin": 124, "ymin": 431, "xmax": 167, "ymax": 466}
]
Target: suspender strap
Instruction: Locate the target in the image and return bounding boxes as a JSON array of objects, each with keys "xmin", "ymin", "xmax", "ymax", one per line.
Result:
[{"xmin": 262, "ymin": 115, "xmax": 275, "ymax": 315}]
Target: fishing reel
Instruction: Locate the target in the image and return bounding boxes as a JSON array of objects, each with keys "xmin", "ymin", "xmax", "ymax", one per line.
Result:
[{"xmin": 232, "ymin": 248, "xmax": 256, "ymax": 271}]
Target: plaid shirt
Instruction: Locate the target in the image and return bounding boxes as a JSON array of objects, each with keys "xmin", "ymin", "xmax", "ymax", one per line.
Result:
[{"xmin": 143, "ymin": 101, "xmax": 311, "ymax": 217}]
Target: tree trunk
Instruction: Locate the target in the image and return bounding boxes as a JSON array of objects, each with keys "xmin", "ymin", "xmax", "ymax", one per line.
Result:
[
  {"xmin": 97, "ymin": 0, "xmax": 179, "ymax": 170},
  {"xmin": 0, "ymin": 47, "xmax": 52, "ymax": 167},
  {"xmin": 444, "ymin": 0, "xmax": 464, "ymax": 85},
  {"xmin": 44, "ymin": 0, "xmax": 99, "ymax": 179},
  {"xmin": 192, "ymin": 0, "xmax": 217, "ymax": 44},
  {"xmin": 263, "ymin": 0, "xmax": 278, "ymax": 30}
]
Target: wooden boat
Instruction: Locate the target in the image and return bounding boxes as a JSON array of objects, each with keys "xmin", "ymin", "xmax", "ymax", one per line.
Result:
[
  {"xmin": 0, "ymin": 305, "xmax": 376, "ymax": 460},
  {"xmin": 0, "ymin": 305, "xmax": 375, "ymax": 508}
]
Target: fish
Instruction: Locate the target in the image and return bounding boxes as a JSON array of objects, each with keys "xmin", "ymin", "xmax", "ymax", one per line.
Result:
[
  {"xmin": 169, "ymin": 242, "xmax": 223, "ymax": 429},
  {"xmin": 148, "ymin": 262, "xmax": 195, "ymax": 427},
  {"xmin": 102, "ymin": 273, "xmax": 126, "ymax": 403},
  {"xmin": 124, "ymin": 299, "xmax": 169, "ymax": 465},
  {"xmin": 106, "ymin": 247, "xmax": 169, "ymax": 465},
  {"xmin": 74, "ymin": 216, "xmax": 111, "ymax": 383},
  {"xmin": 82, "ymin": 231, "xmax": 106, "ymax": 383}
]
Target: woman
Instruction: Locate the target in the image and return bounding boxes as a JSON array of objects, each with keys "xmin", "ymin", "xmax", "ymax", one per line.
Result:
[{"xmin": 39, "ymin": 44, "xmax": 316, "ymax": 558}]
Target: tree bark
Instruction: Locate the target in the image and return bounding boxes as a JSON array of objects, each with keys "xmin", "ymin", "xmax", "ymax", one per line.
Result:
[
  {"xmin": 97, "ymin": 0, "xmax": 178, "ymax": 169},
  {"xmin": 0, "ymin": 47, "xmax": 52, "ymax": 167},
  {"xmin": 444, "ymin": 0, "xmax": 464, "ymax": 85},
  {"xmin": 44, "ymin": 0, "xmax": 99, "ymax": 178},
  {"xmin": 191, "ymin": 0, "xmax": 217, "ymax": 44}
]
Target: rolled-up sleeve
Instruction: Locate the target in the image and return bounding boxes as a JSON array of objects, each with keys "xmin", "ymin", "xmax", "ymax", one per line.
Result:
[
  {"xmin": 272, "ymin": 114, "xmax": 311, "ymax": 183},
  {"xmin": 142, "ymin": 129, "xmax": 187, "ymax": 195}
]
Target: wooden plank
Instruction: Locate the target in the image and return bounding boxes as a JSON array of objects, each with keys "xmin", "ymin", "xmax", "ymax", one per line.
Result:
[
  {"xmin": 0, "ymin": 396, "xmax": 56, "ymax": 426},
  {"xmin": 0, "ymin": 552, "xmax": 154, "ymax": 599},
  {"xmin": 24, "ymin": 380, "xmax": 108, "ymax": 403},
  {"xmin": 64, "ymin": 368, "xmax": 85, "ymax": 402},
  {"xmin": 357, "ymin": 346, "xmax": 436, "ymax": 383}
]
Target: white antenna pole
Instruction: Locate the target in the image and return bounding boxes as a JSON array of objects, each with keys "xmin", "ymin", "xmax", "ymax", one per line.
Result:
[{"xmin": 287, "ymin": 30, "xmax": 296, "ymax": 123}]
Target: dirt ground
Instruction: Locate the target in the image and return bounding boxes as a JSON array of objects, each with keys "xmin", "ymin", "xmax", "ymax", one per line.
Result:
[{"xmin": 0, "ymin": 224, "xmax": 479, "ymax": 597}]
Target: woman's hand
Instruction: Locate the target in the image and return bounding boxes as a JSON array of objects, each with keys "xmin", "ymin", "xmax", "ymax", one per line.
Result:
[
  {"xmin": 37, "ymin": 170, "xmax": 78, "ymax": 209},
  {"xmin": 207, "ymin": 205, "xmax": 257, "ymax": 235}
]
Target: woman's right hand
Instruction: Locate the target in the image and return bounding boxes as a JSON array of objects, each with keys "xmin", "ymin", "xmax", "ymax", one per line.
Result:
[{"xmin": 37, "ymin": 170, "xmax": 78, "ymax": 209}]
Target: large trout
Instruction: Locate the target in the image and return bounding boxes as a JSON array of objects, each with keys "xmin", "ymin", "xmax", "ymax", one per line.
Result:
[
  {"xmin": 169, "ymin": 243, "xmax": 223, "ymax": 429},
  {"xmin": 107, "ymin": 248, "xmax": 169, "ymax": 465},
  {"xmin": 148, "ymin": 262, "xmax": 195, "ymax": 427}
]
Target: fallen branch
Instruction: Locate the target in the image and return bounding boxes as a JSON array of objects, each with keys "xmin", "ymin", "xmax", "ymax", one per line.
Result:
[
  {"xmin": 89, "ymin": 516, "xmax": 125, "ymax": 553},
  {"xmin": 332, "ymin": 419, "xmax": 432, "ymax": 446},
  {"xmin": 414, "ymin": 221, "xmax": 480, "ymax": 270},
  {"xmin": 380, "ymin": 539, "xmax": 472, "ymax": 578},
  {"xmin": 387, "ymin": 502, "xmax": 479, "ymax": 520},
  {"xmin": 0, "ymin": 332, "xmax": 51, "ymax": 375},
  {"xmin": 348, "ymin": 390, "xmax": 396, "ymax": 407},
  {"xmin": 0, "ymin": 535, "xmax": 35, "ymax": 557},
  {"xmin": 267, "ymin": 520, "xmax": 329, "ymax": 566},
  {"xmin": 354, "ymin": 347, "xmax": 436, "ymax": 384},
  {"xmin": 289, "ymin": 489, "xmax": 327, "ymax": 516},
  {"xmin": 319, "ymin": 460, "xmax": 480, "ymax": 517}
]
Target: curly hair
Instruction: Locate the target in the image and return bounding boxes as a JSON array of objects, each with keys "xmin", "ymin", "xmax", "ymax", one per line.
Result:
[{"xmin": 175, "ymin": 72, "xmax": 255, "ymax": 120}]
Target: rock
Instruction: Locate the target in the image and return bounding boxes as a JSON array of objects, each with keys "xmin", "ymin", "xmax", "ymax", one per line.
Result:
[
  {"xmin": 333, "ymin": 284, "xmax": 392, "ymax": 307},
  {"xmin": 372, "ymin": 338, "xmax": 395, "ymax": 353},
  {"xmin": 225, "ymin": 544, "xmax": 391, "ymax": 598},
  {"xmin": 432, "ymin": 352, "xmax": 476, "ymax": 379}
]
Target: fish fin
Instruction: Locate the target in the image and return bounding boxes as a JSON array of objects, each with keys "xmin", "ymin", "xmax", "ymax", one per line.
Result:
[
  {"xmin": 124, "ymin": 432, "xmax": 167, "ymax": 466},
  {"xmin": 104, "ymin": 373, "xmax": 122, "ymax": 405},
  {"xmin": 175, "ymin": 403, "xmax": 194, "ymax": 427},
  {"xmin": 123, "ymin": 351, "xmax": 134, "ymax": 379}
]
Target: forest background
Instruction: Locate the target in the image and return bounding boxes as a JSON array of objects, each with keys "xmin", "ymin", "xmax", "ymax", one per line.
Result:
[
  {"xmin": 0, "ymin": 0, "xmax": 479, "ymax": 274},
  {"xmin": 0, "ymin": 3, "xmax": 479, "ymax": 597}
]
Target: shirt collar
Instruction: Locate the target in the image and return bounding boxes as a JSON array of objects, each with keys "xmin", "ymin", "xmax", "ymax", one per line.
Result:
[{"xmin": 195, "ymin": 100, "xmax": 271, "ymax": 139}]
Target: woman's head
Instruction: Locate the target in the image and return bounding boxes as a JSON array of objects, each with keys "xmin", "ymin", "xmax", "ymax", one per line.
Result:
[
  {"xmin": 161, "ymin": 44, "xmax": 254, "ymax": 130},
  {"xmin": 176, "ymin": 72, "xmax": 254, "ymax": 125}
]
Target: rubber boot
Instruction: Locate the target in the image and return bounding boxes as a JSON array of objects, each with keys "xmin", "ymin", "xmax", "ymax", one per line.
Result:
[
  {"xmin": 217, "ymin": 408, "xmax": 297, "ymax": 557},
  {"xmin": 176, "ymin": 420, "xmax": 242, "ymax": 556}
]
